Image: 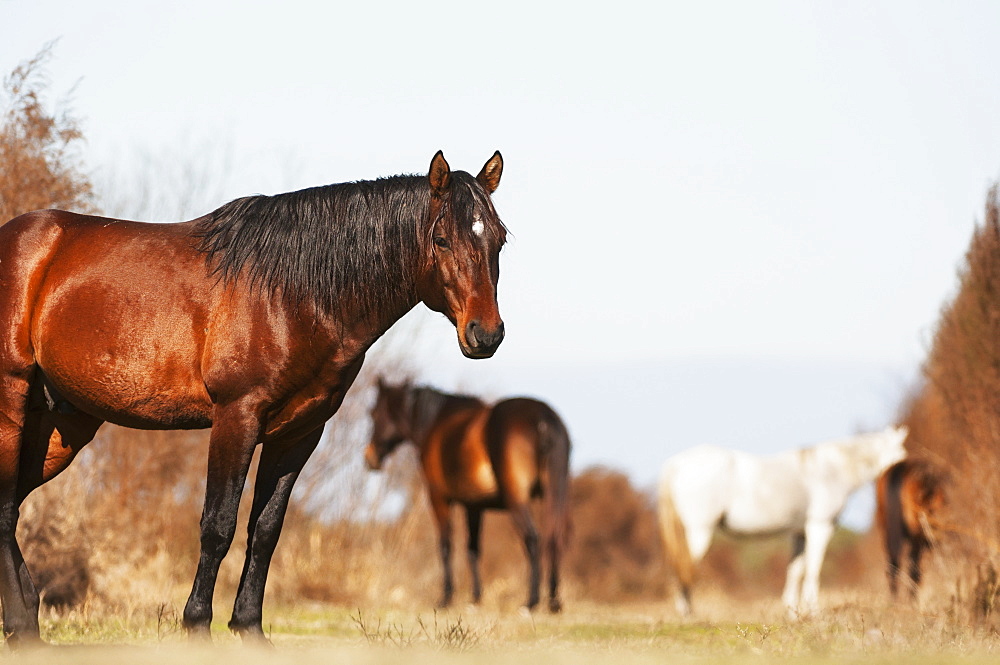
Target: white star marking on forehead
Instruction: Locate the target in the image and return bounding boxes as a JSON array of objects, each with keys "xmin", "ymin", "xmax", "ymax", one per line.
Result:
[{"xmin": 472, "ymin": 216, "xmax": 485, "ymax": 236}]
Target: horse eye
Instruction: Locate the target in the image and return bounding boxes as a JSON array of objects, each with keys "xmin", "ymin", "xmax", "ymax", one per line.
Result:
[{"xmin": 434, "ymin": 237, "xmax": 450, "ymax": 249}]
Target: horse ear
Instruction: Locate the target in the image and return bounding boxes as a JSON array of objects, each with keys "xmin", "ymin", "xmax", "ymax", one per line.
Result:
[
  {"xmin": 429, "ymin": 150, "xmax": 450, "ymax": 194},
  {"xmin": 477, "ymin": 151, "xmax": 503, "ymax": 193}
]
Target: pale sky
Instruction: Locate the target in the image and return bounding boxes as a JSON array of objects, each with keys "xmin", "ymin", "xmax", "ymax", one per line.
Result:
[{"xmin": 5, "ymin": 1, "xmax": 1000, "ymax": 525}]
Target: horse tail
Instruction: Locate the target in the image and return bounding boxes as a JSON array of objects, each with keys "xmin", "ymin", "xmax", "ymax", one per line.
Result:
[
  {"xmin": 537, "ymin": 407, "xmax": 572, "ymax": 552},
  {"xmin": 903, "ymin": 459, "xmax": 945, "ymax": 547},
  {"xmin": 658, "ymin": 470, "xmax": 694, "ymax": 613}
]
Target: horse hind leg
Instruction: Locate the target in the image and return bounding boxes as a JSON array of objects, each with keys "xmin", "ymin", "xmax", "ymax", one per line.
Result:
[
  {"xmin": 13, "ymin": 380, "xmax": 103, "ymax": 635},
  {"xmin": 465, "ymin": 508, "xmax": 484, "ymax": 605},
  {"xmin": 675, "ymin": 523, "xmax": 713, "ymax": 617},
  {"xmin": 907, "ymin": 538, "xmax": 926, "ymax": 600},
  {"xmin": 546, "ymin": 529, "xmax": 561, "ymax": 613},
  {"xmin": 506, "ymin": 502, "xmax": 541, "ymax": 611},
  {"xmin": 0, "ymin": 366, "xmax": 40, "ymax": 647},
  {"xmin": 0, "ymin": 376, "xmax": 100, "ymax": 648},
  {"xmin": 886, "ymin": 542, "xmax": 902, "ymax": 598}
]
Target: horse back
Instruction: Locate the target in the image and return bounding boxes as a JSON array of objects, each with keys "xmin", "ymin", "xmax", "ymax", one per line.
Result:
[
  {"xmin": 486, "ymin": 398, "xmax": 569, "ymax": 503},
  {"xmin": 421, "ymin": 397, "xmax": 568, "ymax": 508}
]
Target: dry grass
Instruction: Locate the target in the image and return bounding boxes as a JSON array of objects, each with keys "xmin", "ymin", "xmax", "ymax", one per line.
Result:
[{"xmin": 16, "ymin": 593, "xmax": 1000, "ymax": 662}]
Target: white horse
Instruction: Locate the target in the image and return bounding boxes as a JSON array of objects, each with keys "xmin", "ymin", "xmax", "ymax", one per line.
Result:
[{"xmin": 657, "ymin": 425, "xmax": 907, "ymax": 617}]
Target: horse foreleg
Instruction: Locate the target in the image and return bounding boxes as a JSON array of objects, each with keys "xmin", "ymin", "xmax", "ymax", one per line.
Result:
[
  {"xmin": 182, "ymin": 406, "xmax": 260, "ymax": 639},
  {"xmin": 465, "ymin": 507, "xmax": 483, "ymax": 604},
  {"xmin": 429, "ymin": 495, "xmax": 454, "ymax": 608},
  {"xmin": 229, "ymin": 429, "xmax": 321, "ymax": 642},
  {"xmin": 798, "ymin": 521, "xmax": 834, "ymax": 615},
  {"xmin": 781, "ymin": 532, "xmax": 806, "ymax": 615}
]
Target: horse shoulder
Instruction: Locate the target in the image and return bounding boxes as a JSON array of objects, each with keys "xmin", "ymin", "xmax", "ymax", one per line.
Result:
[{"xmin": 798, "ymin": 446, "xmax": 857, "ymax": 519}]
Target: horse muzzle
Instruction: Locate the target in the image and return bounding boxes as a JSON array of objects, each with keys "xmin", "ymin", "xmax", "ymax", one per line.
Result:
[{"xmin": 461, "ymin": 319, "xmax": 504, "ymax": 359}]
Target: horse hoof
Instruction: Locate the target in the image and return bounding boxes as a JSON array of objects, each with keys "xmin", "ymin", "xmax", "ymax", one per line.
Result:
[
  {"xmin": 240, "ymin": 632, "xmax": 273, "ymax": 648},
  {"xmin": 548, "ymin": 598, "xmax": 563, "ymax": 613},
  {"xmin": 184, "ymin": 624, "xmax": 213, "ymax": 642},
  {"xmin": 5, "ymin": 633, "xmax": 45, "ymax": 652}
]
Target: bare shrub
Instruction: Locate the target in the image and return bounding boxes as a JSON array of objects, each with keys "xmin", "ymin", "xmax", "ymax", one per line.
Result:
[
  {"xmin": 19, "ymin": 427, "xmax": 206, "ymax": 612},
  {"xmin": 566, "ymin": 467, "xmax": 664, "ymax": 601},
  {"xmin": 0, "ymin": 43, "xmax": 94, "ymax": 221}
]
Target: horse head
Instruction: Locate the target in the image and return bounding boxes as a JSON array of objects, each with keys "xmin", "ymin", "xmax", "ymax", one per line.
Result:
[
  {"xmin": 365, "ymin": 378, "xmax": 413, "ymax": 470},
  {"xmin": 416, "ymin": 151, "xmax": 506, "ymax": 359},
  {"xmin": 876, "ymin": 425, "xmax": 909, "ymax": 470}
]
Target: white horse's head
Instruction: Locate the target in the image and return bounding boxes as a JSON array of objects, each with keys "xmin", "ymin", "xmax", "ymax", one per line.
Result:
[{"xmin": 874, "ymin": 424, "xmax": 909, "ymax": 470}]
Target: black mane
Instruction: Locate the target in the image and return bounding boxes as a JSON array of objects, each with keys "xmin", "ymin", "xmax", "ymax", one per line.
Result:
[
  {"xmin": 407, "ymin": 385, "xmax": 484, "ymax": 440},
  {"xmin": 192, "ymin": 175, "xmax": 429, "ymax": 317}
]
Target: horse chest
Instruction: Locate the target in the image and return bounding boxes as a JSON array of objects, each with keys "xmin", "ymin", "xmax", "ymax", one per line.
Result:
[
  {"xmin": 261, "ymin": 356, "xmax": 365, "ymax": 441},
  {"xmin": 722, "ymin": 466, "xmax": 810, "ymax": 533}
]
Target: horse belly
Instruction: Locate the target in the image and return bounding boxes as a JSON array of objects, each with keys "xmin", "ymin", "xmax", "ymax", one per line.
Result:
[
  {"xmin": 722, "ymin": 464, "xmax": 809, "ymax": 534},
  {"xmin": 434, "ymin": 415, "xmax": 500, "ymax": 504},
  {"xmin": 31, "ymin": 243, "xmax": 213, "ymax": 429},
  {"xmin": 723, "ymin": 489, "xmax": 808, "ymax": 535}
]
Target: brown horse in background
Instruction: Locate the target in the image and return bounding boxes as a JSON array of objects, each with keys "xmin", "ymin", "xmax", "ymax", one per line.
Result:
[
  {"xmin": 875, "ymin": 458, "xmax": 946, "ymax": 598},
  {"xmin": 366, "ymin": 380, "xmax": 571, "ymax": 612},
  {"xmin": 0, "ymin": 151, "xmax": 506, "ymax": 647}
]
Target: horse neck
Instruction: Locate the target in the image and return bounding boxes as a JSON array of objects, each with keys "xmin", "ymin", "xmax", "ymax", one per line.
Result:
[
  {"xmin": 403, "ymin": 387, "xmax": 480, "ymax": 449},
  {"xmin": 200, "ymin": 175, "xmax": 429, "ymax": 344},
  {"xmin": 817, "ymin": 434, "xmax": 893, "ymax": 489}
]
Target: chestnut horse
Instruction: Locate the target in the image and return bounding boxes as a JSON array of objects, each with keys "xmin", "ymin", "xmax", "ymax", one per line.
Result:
[
  {"xmin": 875, "ymin": 458, "xmax": 945, "ymax": 598},
  {"xmin": 365, "ymin": 381, "xmax": 571, "ymax": 612},
  {"xmin": 0, "ymin": 151, "xmax": 507, "ymax": 646}
]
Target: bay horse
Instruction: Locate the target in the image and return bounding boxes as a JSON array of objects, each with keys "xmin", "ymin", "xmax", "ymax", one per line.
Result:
[
  {"xmin": 657, "ymin": 426, "xmax": 907, "ymax": 617},
  {"xmin": 875, "ymin": 458, "xmax": 945, "ymax": 598},
  {"xmin": 0, "ymin": 151, "xmax": 507, "ymax": 647},
  {"xmin": 365, "ymin": 380, "xmax": 571, "ymax": 613}
]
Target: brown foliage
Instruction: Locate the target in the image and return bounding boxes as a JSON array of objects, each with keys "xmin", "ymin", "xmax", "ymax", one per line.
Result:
[
  {"xmin": 0, "ymin": 43, "xmax": 94, "ymax": 221},
  {"xmin": 901, "ymin": 185, "xmax": 1000, "ymax": 622},
  {"xmin": 19, "ymin": 427, "xmax": 206, "ymax": 610},
  {"xmin": 566, "ymin": 468, "xmax": 665, "ymax": 600}
]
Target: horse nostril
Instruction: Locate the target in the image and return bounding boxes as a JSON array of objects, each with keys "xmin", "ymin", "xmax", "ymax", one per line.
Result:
[
  {"xmin": 466, "ymin": 320, "xmax": 504, "ymax": 350},
  {"xmin": 466, "ymin": 321, "xmax": 481, "ymax": 347}
]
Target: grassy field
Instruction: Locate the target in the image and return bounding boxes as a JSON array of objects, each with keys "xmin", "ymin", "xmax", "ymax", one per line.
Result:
[{"xmin": 11, "ymin": 588, "xmax": 999, "ymax": 664}]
